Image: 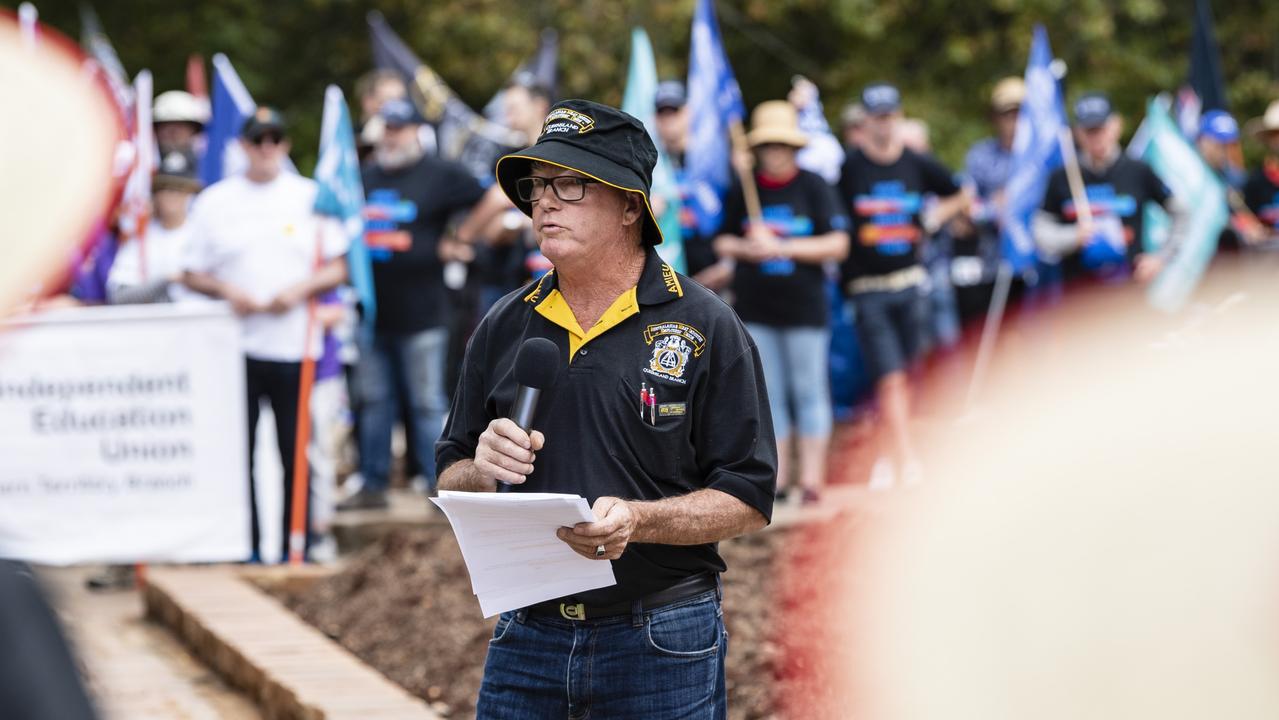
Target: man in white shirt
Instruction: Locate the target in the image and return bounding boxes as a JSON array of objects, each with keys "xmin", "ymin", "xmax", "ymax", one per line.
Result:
[{"xmin": 182, "ymin": 107, "xmax": 348, "ymax": 562}]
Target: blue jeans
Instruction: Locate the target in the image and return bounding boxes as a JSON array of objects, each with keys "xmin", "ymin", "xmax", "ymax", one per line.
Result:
[
  {"xmin": 926, "ymin": 255, "xmax": 961, "ymax": 349},
  {"xmin": 477, "ymin": 591, "xmax": 727, "ymax": 719},
  {"xmin": 353, "ymin": 327, "xmax": 448, "ymax": 491},
  {"xmin": 744, "ymin": 323, "xmax": 833, "ymax": 439}
]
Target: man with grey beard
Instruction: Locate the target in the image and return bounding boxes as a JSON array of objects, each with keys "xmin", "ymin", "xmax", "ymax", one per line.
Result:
[{"xmin": 338, "ymin": 99, "xmax": 486, "ymax": 510}]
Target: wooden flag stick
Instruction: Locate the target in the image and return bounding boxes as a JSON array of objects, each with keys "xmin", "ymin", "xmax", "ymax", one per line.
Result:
[
  {"xmin": 1057, "ymin": 126, "xmax": 1092, "ymax": 225},
  {"xmin": 728, "ymin": 119, "xmax": 763, "ymax": 226}
]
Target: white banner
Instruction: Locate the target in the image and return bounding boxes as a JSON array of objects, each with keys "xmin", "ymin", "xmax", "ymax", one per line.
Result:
[{"xmin": 0, "ymin": 303, "xmax": 249, "ymax": 564}]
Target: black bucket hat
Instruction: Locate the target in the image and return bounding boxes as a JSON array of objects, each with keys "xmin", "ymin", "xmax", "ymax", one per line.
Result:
[{"xmin": 495, "ymin": 99, "xmax": 663, "ymax": 246}]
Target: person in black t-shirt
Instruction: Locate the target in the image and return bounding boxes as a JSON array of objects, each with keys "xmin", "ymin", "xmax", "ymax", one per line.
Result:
[
  {"xmin": 339, "ymin": 99, "xmax": 485, "ymax": 510},
  {"xmin": 437, "ymin": 100, "xmax": 774, "ymax": 718},
  {"xmin": 714, "ymin": 101, "xmax": 849, "ymax": 505},
  {"xmin": 1195, "ymin": 110, "xmax": 1263, "ymax": 251},
  {"xmin": 1243, "ymin": 100, "xmax": 1279, "ymax": 245},
  {"xmin": 838, "ymin": 83, "xmax": 967, "ymax": 490},
  {"xmin": 1033, "ymin": 93, "xmax": 1188, "ymax": 283},
  {"xmin": 469, "ymin": 78, "xmax": 556, "ymax": 315},
  {"xmin": 656, "ymin": 80, "xmax": 733, "ymax": 291}
]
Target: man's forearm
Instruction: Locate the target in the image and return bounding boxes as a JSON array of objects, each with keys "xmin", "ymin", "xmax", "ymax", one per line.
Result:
[
  {"xmin": 926, "ymin": 192, "xmax": 970, "ymax": 233},
  {"xmin": 711, "ymin": 233, "xmax": 744, "ymax": 260},
  {"xmin": 455, "ymin": 187, "xmax": 511, "ymax": 245},
  {"xmin": 783, "ymin": 231, "xmax": 850, "ymax": 263},
  {"xmin": 182, "ymin": 271, "xmax": 227, "ymax": 298},
  {"xmin": 627, "ymin": 489, "xmax": 767, "ymax": 546},
  {"xmin": 1031, "ymin": 210, "xmax": 1079, "ymax": 259},
  {"xmin": 436, "ymin": 459, "xmax": 497, "ymax": 493},
  {"xmin": 302, "ymin": 257, "xmax": 348, "ymax": 298}
]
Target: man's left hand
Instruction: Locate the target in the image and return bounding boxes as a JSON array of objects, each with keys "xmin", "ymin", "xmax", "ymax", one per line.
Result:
[
  {"xmin": 265, "ymin": 284, "xmax": 308, "ymax": 314},
  {"xmin": 556, "ymin": 496, "xmax": 636, "ymax": 561}
]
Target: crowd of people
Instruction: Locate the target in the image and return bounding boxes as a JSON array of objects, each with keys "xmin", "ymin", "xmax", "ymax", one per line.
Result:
[{"xmin": 54, "ymin": 62, "xmax": 1279, "ymax": 567}]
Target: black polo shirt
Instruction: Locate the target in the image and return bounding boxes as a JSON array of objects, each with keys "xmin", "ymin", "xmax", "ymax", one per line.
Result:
[{"xmin": 436, "ymin": 250, "xmax": 777, "ymax": 605}]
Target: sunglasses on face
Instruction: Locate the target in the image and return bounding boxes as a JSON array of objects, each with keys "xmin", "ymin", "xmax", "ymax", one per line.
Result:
[
  {"xmin": 516, "ymin": 175, "xmax": 600, "ymax": 203},
  {"xmin": 249, "ymin": 133, "xmax": 285, "ymax": 147}
]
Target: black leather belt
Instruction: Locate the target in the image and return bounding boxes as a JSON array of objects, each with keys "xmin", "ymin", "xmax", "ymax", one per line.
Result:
[{"xmin": 526, "ymin": 572, "xmax": 718, "ymax": 621}]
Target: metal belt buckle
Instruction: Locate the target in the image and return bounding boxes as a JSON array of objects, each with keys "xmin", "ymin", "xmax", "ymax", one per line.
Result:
[{"xmin": 559, "ymin": 602, "xmax": 586, "ymax": 621}]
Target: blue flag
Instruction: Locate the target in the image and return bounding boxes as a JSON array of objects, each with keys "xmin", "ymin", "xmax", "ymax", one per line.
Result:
[
  {"xmin": 200, "ymin": 54, "xmax": 296, "ymax": 186},
  {"xmin": 1000, "ymin": 25, "xmax": 1066, "ymax": 274},
  {"xmin": 684, "ymin": 0, "xmax": 745, "ymax": 238},
  {"xmin": 1189, "ymin": 0, "xmax": 1228, "ymax": 113},
  {"xmin": 314, "ymin": 85, "xmax": 374, "ymax": 329},
  {"xmin": 622, "ymin": 27, "xmax": 686, "ymax": 272},
  {"xmin": 200, "ymin": 54, "xmax": 255, "ymax": 186}
]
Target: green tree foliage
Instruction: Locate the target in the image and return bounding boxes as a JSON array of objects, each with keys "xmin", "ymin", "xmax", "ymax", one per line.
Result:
[{"xmin": 16, "ymin": 0, "xmax": 1279, "ymax": 172}]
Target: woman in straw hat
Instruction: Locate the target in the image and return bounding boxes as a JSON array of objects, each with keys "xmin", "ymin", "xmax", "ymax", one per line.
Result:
[{"xmin": 713, "ymin": 101, "xmax": 850, "ymax": 505}]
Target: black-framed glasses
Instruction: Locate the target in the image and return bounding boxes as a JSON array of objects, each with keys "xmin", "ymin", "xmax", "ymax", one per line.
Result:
[{"xmin": 516, "ymin": 175, "xmax": 600, "ymax": 203}]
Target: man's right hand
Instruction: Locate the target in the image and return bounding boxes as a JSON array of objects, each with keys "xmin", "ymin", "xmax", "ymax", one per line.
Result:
[{"xmin": 474, "ymin": 418, "xmax": 545, "ymax": 485}]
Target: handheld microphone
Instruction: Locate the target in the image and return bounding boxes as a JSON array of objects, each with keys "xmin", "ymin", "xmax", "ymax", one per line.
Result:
[{"xmin": 511, "ymin": 337, "xmax": 560, "ymax": 432}]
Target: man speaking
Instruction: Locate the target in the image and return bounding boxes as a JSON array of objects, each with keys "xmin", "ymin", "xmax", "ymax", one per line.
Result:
[{"xmin": 436, "ymin": 100, "xmax": 777, "ymax": 718}]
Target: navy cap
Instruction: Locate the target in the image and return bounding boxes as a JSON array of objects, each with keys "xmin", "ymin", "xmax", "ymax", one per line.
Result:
[
  {"xmin": 1074, "ymin": 93, "xmax": 1114, "ymax": 129},
  {"xmin": 240, "ymin": 106, "xmax": 286, "ymax": 139},
  {"xmin": 861, "ymin": 83, "xmax": 901, "ymax": 115},
  {"xmin": 1199, "ymin": 110, "xmax": 1239, "ymax": 143},
  {"xmin": 655, "ymin": 80, "xmax": 687, "ymax": 111},
  {"xmin": 378, "ymin": 98, "xmax": 422, "ymax": 128}
]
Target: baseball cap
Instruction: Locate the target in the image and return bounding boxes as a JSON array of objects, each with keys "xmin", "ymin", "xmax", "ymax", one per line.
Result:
[
  {"xmin": 655, "ymin": 80, "xmax": 687, "ymax": 112},
  {"xmin": 495, "ymin": 99, "xmax": 663, "ymax": 246},
  {"xmin": 861, "ymin": 83, "xmax": 901, "ymax": 115},
  {"xmin": 1074, "ymin": 93, "xmax": 1114, "ymax": 129},
  {"xmin": 240, "ymin": 106, "xmax": 286, "ymax": 139},
  {"xmin": 378, "ymin": 98, "xmax": 422, "ymax": 128},
  {"xmin": 1199, "ymin": 110, "xmax": 1239, "ymax": 143}
]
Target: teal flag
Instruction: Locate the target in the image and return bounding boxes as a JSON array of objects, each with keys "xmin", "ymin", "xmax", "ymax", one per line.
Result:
[
  {"xmin": 622, "ymin": 27, "xmax": 685, "ymax": 272},
  {"xmin": 1137, "ymin": 98, "xmax": 1228, "ymax": 312},
  {"xmin": 314, "ymin": 85, "xmax": 374, "ymax": 329}
]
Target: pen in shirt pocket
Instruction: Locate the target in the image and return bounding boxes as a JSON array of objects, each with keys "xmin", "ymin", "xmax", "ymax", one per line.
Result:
[{"xmin": 640, "ymin": 382, "xmax": 648, "ymax": 418}]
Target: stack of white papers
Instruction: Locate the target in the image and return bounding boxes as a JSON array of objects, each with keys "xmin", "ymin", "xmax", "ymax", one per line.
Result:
[{"xmin": 430, "ymin": 490, "xmax": 617, "ymax": 617}]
